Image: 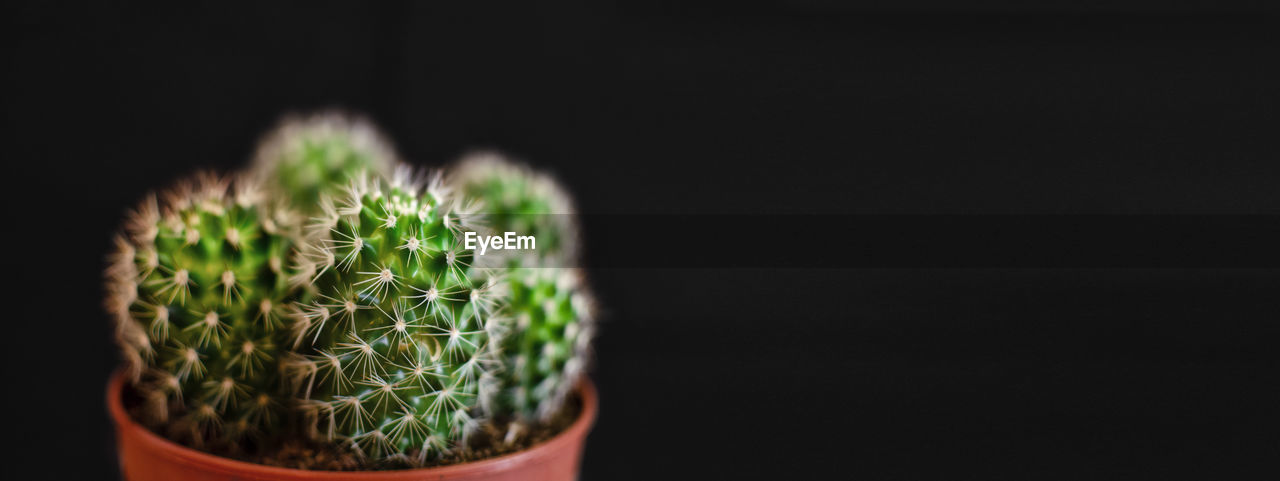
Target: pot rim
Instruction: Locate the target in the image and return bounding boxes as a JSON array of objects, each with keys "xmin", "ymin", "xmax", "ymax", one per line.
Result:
[{"xmin": 106, "ymin": 371, "xmax": 597, "ymax": 479}]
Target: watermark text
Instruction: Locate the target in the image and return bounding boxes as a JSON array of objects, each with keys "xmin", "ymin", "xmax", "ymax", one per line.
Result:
[{"xmin": 464, "ymin": 231, "xmax": 536, "ymax": 255}]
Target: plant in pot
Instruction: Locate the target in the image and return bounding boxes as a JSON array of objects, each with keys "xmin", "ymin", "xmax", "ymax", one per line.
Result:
[{"xmin": 104, "ymin": 114, "xmax": 598, "ymax": 480}]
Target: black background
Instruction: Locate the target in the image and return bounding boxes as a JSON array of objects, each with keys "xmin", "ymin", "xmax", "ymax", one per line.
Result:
[{"xmin": 5, "ymin": 1, "xmax": 1280, "ymax": 479}]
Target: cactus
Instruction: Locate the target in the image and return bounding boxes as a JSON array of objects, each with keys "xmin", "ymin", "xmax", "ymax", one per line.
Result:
[
  {"xmin": 105, "ymin": 173, "xmax": 301, "ymax": 449},
  {"xmin": 251, "ymin": 112, "xmax": 397, "ymax": 216},
  {"xmin": 495, "ymin": 268, "xmax": 594, "ymax": 428},
  {"xmin": 282, "ymin": 169, "xmax": 503, "ymax": 465},
  {"xmin": 449, "ymin": 153, "xmax": 595, "ymax": 432},
  {"xmin": 103, "ymin": 114, "xmax": 601, "ymax": 468},
  {"xmin": 449, "ymin": 152, "xmax": 578, "ymax": 266}
]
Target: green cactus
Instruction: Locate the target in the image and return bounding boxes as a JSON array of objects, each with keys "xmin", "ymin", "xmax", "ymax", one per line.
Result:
[
  {"xmin": 449, "ymin": 153, "xmax": 595, "ymax": 432},
  {"xmin": 282, "ymin": 169, "xmax": 503, "ymax": 465},
  {"xmin": 106, "ymin": 173, "xmax": 301, "ymax": 450},
  {"xmin": 251, "ymin": 112, "xmax": 397, "ymax": 216},
  {"xmin": 449, "ymin": 152, "xmax": 578, "ymax": 266},
  {"xmin": 496, "ymin": 268, "xmax": 594, "ymax": 427},
  {"xmin": 103, "ymin": 115, "xmax": 599, "ymax": 467}
]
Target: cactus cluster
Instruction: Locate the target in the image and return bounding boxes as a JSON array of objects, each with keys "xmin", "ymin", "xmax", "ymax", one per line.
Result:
[
  {"xmin": 105, "ymin": 174, "xmax": 299, "ymax": 449},
  {"xmin": 106, "ymin": 113, "xmax": 597, "ymax": 467}
]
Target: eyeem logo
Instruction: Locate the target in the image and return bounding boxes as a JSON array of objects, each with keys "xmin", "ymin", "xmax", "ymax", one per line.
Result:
[{"xmin": 464, "ymin": 232, "xmax": 536, "ymax": 255}]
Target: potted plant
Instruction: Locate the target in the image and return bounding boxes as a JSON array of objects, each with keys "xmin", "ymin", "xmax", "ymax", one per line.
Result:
[{"xmin": 104, "ymin": 113, "xmax": 598, "ymax": 480}]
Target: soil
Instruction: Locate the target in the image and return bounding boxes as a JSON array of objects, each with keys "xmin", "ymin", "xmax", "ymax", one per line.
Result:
[{"xmin": 122, "ymin": 383, "xmax": 582, "ymax": 471}]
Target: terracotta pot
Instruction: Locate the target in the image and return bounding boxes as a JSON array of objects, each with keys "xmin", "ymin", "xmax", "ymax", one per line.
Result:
[{"xmin": 107, "ymin": 371, "xmax": 597, "ymax": 481}]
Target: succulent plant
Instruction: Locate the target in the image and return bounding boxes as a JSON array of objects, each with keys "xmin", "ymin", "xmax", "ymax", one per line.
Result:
[
  {"xmin": 251, "ymin": 112, "xmax": 397, "ymax": 216},
  {"xmin": 449, "ymin": 152, "xmax": 579, "ymax": 266},
  {"xmin": 448, "ymin": 153, "xmax": 595, "ymax": 433},
  {"xmin": 105, "ymin": 173, "xmax": 301, "ymax": 449},
  {"xmin": 103, "ymin": 113, "xmax": 601, "ymax": 469},
  {"xmin": 281, "ymin": 169, "xmax": 503, "ymax": 464},
  {"xmin": 495, "ymin": 268, "xmax": 594, "ymax": 428}
]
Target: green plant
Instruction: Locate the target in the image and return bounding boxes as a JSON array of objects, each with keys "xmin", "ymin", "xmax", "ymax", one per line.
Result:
[
  {"xmin": 281, "ymin": 169, "xmax": 502, "ymax": 464},
  {"xmin": 251, "ymin": 112, "xmax": 397, "ymax": 216},
  {"xmin": 105, "ymin": 115, "xmax": 600, "ymax": 469},
  {"xmin": 449, "ymin": 153, "xmax": 595, "ymax": 435},
  {"xmin": 106, "ymin": 173, "xmax": 301, "ymax": 450},
  {"xmin": 495, "ymin": 268, "xmax": 594, "ymax": 429},
  {"xmin": 449, "ymin": 152, "xmax": 578, "ymax": 266}
]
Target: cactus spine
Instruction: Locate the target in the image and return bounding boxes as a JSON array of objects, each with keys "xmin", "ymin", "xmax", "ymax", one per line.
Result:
[
  {"xmin": 251, "ymin": 112, "xmax": 397, "ymax": 216},
  {"xmin": 283, "ymin": 169, "xmax": 501, "ymax": 464},
  {"xmin": 106, "ymin": 174, "xmax": 300, "ymax": 449}
]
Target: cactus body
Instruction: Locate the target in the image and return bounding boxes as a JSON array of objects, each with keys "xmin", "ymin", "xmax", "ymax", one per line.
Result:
[
  {"xmin": 284, "ymin": 171, "xmax": 501, "ymax": 464},
  {"xmin": 450, "ymin": 152, "xmax": 578, "ymax": 267},
  {"xmin": 450, "ymin": 153, "xmax": 595, "ymax": 426},
  {"xmin": 106, "ymin": 174, "xmax": 300, "ymax": 449},
  {"xmin": 251, "ymin": 112, "xmax": 397, "ymax": 216},
  {"xmin": 499, "ymin": 268, "xmax": 594, "ymax": 423}
]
